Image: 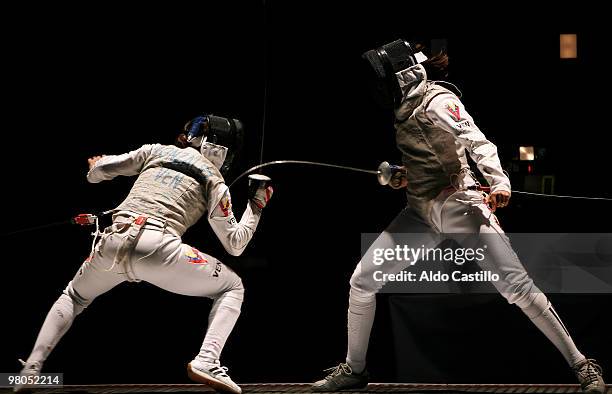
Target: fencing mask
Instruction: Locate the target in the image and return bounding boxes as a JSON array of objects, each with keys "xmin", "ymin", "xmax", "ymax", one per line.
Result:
[
  {"xmin": 362, "ymin": 39, "xmax": 428, "ymax": 109},
  {"xmin": 184, "ymin": 114, "xmax": 244, "ymax": 176}
]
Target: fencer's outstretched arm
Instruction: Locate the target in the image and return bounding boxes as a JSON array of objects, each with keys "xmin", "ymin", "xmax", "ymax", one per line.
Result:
[
  {"xmin": 426, "ymin": 94, "xmax": 511, "ymax": 193},
  {"xmin": 208, "ymin": 184, "xmax": 272, "ymax": 256},
  {"xmin": 87, "ymin": 144, "xmax": 154, "ymax": 183}
]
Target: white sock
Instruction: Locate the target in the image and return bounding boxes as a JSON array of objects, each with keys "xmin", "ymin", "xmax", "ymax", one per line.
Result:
[
  {"xmin": 522, "ymin": 293, "xmax": 585, "ymax": 366},
  {"xmin": 345, "ymin": 288, "xmax": 376, "ymax": 374},
  {"xmin": 197, "ymin": 286, "xmax": 243, "ymax": 364},
  {"xmin": 27, "ymin": 293, "xmax": 83, "ymax": 365}
]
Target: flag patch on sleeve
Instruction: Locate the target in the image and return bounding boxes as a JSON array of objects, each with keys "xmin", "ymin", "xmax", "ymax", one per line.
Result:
[
  {"xmin": 218, "ymin": 195, "xmax": 232, "ymax": 217},
  {"xmin": 445, "ymin": 100, "xmax": 461, "ymax": 122}
]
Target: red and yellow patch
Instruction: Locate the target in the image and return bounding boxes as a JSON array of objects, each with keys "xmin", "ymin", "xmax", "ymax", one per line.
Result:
[
  {"xmin": 445, "ymin": 101, "xmax": 461, "ymax": 122},
  {"xmin": 218, "ymin": 195, "xmax": 232, "ymax": 217},
  {"xmin": 185, "ymin": 247, "xmax": 208, "ymax": 265}
]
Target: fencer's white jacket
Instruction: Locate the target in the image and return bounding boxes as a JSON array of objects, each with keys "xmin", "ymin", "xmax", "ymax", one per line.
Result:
[
  {"xmin": 87, "ymin": 144, "xmax": 260, "ymax": 256},
  {"xmin": 394, "ymin": 64, "xmax": 511, "ymax": 215}
]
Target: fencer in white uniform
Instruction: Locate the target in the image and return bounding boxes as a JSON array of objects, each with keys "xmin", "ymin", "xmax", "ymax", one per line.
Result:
[
  {"xmin": 16, "ymin": 116, "xmax": 273, "ymax": 394},
  {"xmin": 313, "ymin": 42, "xmax": 605, "ymax": 393}
]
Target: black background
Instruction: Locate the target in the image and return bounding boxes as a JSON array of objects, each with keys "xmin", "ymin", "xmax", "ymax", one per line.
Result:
[{"xmin": 1, "ymin": 1, "xmax": 610, "ymax": 386}]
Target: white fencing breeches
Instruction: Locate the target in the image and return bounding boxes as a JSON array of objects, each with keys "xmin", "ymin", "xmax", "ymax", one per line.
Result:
[
  {"xmin": 346, "ymin": 189, "xmax": 585, "ymax": 373},
  {"xmin": 25, "ymin": 222, "xmax": 244, "ymax": 367}
]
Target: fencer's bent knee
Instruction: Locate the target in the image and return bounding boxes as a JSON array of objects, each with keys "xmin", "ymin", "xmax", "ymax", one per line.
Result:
[
  {"xmin": 498, "ymin": 273, "xmax": 549, "ymax": 319},
  {"xmin": 488, "ymin": 260, "xmax": 533, "ymax": 303},
  {"xmin": 50, "ymin": 293, "xmax": 82, "ymax": 334},
  {"xmin": 63, "ymin": 282, "xmax": 89, "ymax": 313},
  {"xmin": 231, "ymin": 276, "xmax": 245, "ymax": 301},
  {"xmin": 211, "ymin": 276, "xmax": 244, "ymax": 315},
  {"xmin": 349, "ymin": 266, "xmax": 376, "ymax": 304},
  {"xmin": 349, "ymin": 267, "xmax": 367, "ymax": 291},
  {"xmin": 217, "ymin": 275, "xmax": 244, "ymax": 308}
]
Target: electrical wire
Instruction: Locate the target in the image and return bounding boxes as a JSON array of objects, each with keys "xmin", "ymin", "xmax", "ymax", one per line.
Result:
[{"xmin": 511, "ymin": 190, "xmax": 612, "ymax": 201}]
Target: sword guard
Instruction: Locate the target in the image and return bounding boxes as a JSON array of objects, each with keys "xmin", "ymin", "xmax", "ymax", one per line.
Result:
[
  {"xmin": 378, "ymin": 161, "xmax": 405, "ymax": 185},
  {"xmin": 377, "ymin": 161, "xmax": 391, "ymax": 185}
]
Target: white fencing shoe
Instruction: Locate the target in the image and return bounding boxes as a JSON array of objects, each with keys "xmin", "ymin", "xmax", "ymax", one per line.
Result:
[
  {"xmin": 573, "ymin": 359, "xmax": 605, "ymax": 394},
  {"xmin": 187, "ymin": 359, "xmax": 241, "ymax": 394}
]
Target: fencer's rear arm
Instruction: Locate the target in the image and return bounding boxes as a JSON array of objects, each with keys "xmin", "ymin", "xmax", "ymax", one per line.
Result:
[
  {"xmin": 86, "ymin": 144, "xmax": 154, "ymax": 183},
  {"xmin": 208, "ymin": 185, "xmax": 261, "ymax": 256}
]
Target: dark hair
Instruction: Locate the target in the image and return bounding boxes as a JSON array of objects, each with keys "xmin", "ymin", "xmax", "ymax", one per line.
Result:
[
  {"xmin": 176, "ymin": 133, "xmax": 189, "ymax": 148},
  {"xmin": 421, "ymin": 52, "xmax": 449, "ymax": 81}
]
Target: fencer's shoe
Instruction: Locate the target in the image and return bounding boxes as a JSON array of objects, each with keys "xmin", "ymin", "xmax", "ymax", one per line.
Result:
[
  {"xmin": 312, "ymin": 362, "xmax": 369, "ymax": 392},
  {"xmin": 573, "ymin": 359, "xmax": 605, "ymax": 394},
  {"xmin": 187, "ymin": 359, "xmax": 242, "ymax": 394},
  {"xmin": 14, "ymin": 359, "xmax": 41, "ymax": 393}
]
